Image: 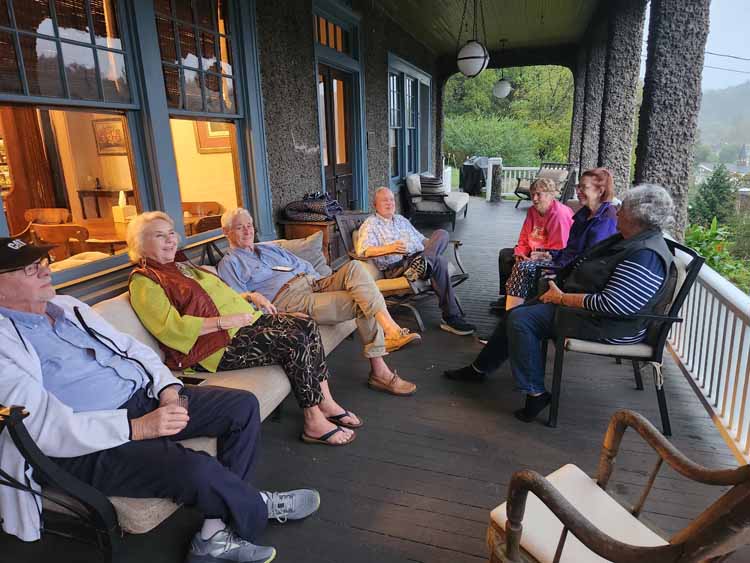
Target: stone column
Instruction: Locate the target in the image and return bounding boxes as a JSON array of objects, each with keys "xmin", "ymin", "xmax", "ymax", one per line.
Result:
[
  {"xmin": 599, "ymin": 0, "xmax": 647, "ymax": 193},
  {"xmin": 434, "ymin": 75, "xmax": 448, "ymax": 180},
  {"xmin": 635, "ymin": 0, "xmax": 710, "ymax": 238},
  {"xmin": 579, "ymin": 18, "xmax": 608, "ymax": 171},
  {"xmin": 568, "ymin": 46, "xmax": 587, "ymax": 167}
]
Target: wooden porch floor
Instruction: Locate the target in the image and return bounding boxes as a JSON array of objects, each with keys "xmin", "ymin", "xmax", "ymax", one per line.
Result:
[{"xmin": 1, "ymin": 196, "xmax": 745, "ymax": 562}]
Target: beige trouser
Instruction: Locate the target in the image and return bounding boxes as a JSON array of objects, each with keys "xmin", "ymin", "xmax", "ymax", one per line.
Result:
[{"xmin": 273, "ymin": 261, "xmax": 388, "ymax": 358}]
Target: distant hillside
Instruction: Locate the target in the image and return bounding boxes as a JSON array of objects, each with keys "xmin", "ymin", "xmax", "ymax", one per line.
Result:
[{"xmin": 698, "ymin": 81, "xmax": 750, "ymax": 145}]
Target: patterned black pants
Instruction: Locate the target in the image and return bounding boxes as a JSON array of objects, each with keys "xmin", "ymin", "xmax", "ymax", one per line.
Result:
[{"xmin": 218, "ymin": 314, "xmax": 329, "ymax": 408}]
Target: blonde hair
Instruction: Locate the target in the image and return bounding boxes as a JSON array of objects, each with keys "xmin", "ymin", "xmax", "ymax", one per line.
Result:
[
  {"xmin": 530, "ymin": 178, "xmax": 559, "ymax": 196},
  {"xmin": 126, "ymin": 211, "xmax": 175, "ymax": 262},
  {"xmin": 221, "ymin": 207, "xmax": 252, "ymax": 231}
]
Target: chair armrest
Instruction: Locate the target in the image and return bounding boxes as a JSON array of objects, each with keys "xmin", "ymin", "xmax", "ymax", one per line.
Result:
[
  {"xmin": 504, "ymin": 468, "xmax": 678, "ymax": 563},
  {"xmin": 555, "ymin": 306, "xmax": 683, "ymax": 325},
  {"xmin": 597, "ymin": 410, "xmax": 750, "ymax": 489},
  {"xmin": 419, "ymin": 193, "xmax": 449, "ymax": 200},
  {"xmin": 0, "ymin": 405, "xmax": 120, "ymax": 533}
]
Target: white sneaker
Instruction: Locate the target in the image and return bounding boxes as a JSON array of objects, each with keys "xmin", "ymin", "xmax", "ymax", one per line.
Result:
[{"xmin": 186, "ymin": 529, "xmax": 276, "ymax": 563}]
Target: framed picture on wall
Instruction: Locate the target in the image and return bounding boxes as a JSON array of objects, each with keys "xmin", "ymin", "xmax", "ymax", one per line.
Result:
[
  {"xmin": 194, "ymin": 120, "xmax": 232, "ymax": 153},
  {"xmin": 92, "ymin": 118, "xmax": 128, "ymax": 155}
]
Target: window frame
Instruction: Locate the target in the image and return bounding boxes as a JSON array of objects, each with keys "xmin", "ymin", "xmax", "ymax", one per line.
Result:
[{"xmin": 387, "ymin": 53, "xmax": 432, "ymax": 190}]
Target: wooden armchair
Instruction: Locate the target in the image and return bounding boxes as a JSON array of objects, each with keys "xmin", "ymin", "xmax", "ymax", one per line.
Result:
[
  {"xmin": 23, "ymin": 207, "xmax": 71, "ymax": 224},
  {"xmin": 335, "ymin": 211, "xmax": 468, "ymax": 331},
  {"xmin": 31, "ymin": 223, "xmax": 90, "ymax": 260},
  {"xmin": 544, "ymin": 240, "xmax": 704, "ymax": 436},
  {"xmin": 488, "ymin": 409, "xmax": 750, "ymax": 563},
  {"xmin": 181, "ymin": 201, "xmax": 223, "ymax": 216},
  {"xmin": 514, "ymin": 163, "xmax": 577, "ymax": 208},
  {"xmin": 193, "ymin": 214, "xmax": 222, "ymax": 234}
]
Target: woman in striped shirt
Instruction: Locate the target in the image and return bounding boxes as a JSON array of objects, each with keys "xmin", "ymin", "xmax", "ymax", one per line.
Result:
[{"xmin": 444, "ymin": 184, "xmax": 675, "ymax": 423}]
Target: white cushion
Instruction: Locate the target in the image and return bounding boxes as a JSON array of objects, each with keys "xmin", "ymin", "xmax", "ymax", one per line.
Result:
[
  {"xmin": 445, "ymin": 192, "xmax": 469, "ymax": 213},
  {"xmin": 491, "ymin": 464, "xmax": 667, "ymax": 563},
  {"xmin": 93, "ymin": 293, "xmax": 164, "ymax": 359},
  {"xmin": 565, "ymin": 338, "xmax": 653, "ymax": 358},
  {"xmin": 406, "ymin": 174, "xmax": 422, "ymax": 196}
]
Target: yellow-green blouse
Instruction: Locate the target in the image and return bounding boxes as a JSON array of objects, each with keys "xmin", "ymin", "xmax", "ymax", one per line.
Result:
[{"xmin": 130, "ymin": 265, "xmax": 262, "ymax": 372}]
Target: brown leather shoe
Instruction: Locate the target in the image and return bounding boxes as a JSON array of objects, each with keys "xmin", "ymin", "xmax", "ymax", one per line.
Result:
[
  {"xmin": 368, "ymin": 371, "xmax": 417, "ymax": 396},
  {"xmin": 384, "ymin": 329, "xmax": 422, "ymax": 353}
]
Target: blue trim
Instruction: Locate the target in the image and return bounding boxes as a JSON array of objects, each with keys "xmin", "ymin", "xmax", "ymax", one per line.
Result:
[
  {"xmin": 130, "ymin": 0, "xmax": 184, "ymax": 234},
  {"xmin": 236, "ymin": 0, "xmax": 275, "ymax": 241},
  {"xmin": 313, "ymin": 0, "xmax": 368, "ymax": 211},
  {"xmin": 388, "ymin": 53, "xmax": 432, "ymax": 85},
  {"xmin": 51, "ymin": 253, "xmax": 132, "ymax": 286},
  {"xmin": 0, "ymin": 93, "xmax": 140, "ymax": 110}
]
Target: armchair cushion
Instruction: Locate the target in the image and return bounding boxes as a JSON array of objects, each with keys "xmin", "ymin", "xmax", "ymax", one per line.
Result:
[
  {"xmin": 565, "ymin": 339, "xmax": 653, "ymax": 358},
  {"xmin": 406, "ymin": 174, "xmax": 422, "ymax": 196},
  {"xmin": 270, "ymin": 231, "xmax": 332, "ymax": 277},
  {"xmin": 490, "ymin": 464, "xmax": 667, "ymax": 563}
]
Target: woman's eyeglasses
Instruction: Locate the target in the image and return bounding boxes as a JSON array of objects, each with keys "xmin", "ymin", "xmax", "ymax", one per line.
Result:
[{"xmin": 0, "ymin": 256, "xmax": 51, "ymax": 277}]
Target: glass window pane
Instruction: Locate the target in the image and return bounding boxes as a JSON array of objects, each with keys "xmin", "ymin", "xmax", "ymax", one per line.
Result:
[
  {"xmin": 98, "ymin": 50, "xmax": 129, "ymax": 102},
  {"xmin": 174, "ymin": 0, "xmax": 193, "ymax": 23},
  {"xmin": 0, "ymin": 106, "xmax": 140, "ymax": 267},
  {"xmin": 218, "ymin": 36, "xmax": 232, "ymax": 75},
  {"xmin": 389, "ymin": 129, "xmax": 398, "ymax": 178},
  {"xmin": 0, "ymin": 31, "xmax": 23, "ymax": 94},
  {"xmin": 216, "ymin": 0, "xmax": 230, "ymax": 35},
  {"xmin": 90, "ymin": 0, "xmax": 121, "ymax": 49},
  {"xmin": 20, "ymin": 35, "xmax": 64, "ymax": 97},
  {"xmin": 183, "ymin": 68, "xmax": 202, "ymax": 110},
  {"xmin": 200, "ymin": 31, "xmax": 217, "ymax": 72},
  {"xmin": 153, "ymin": 0, "xmax": 171, "ymax": 15},
  {"xmin": 55, "ymin": 0, "xmax": 90, "ymax": 43},
  {"xmin": 61, "ymin": 42, "xmax": 98, "ymax": 100},
  {"xmin": 13, "ymin": 0, "xmax": 53, "ymax": 35},
  {"xmin": 205, "ymin": 72, "xmax": 220, "ymax": 112},
  {"xmin": 221, "ymin": 76, "xmax": 234, "ymax": 112},
  {"xmin": 194, "ymin": 0, "xmax": 213, "ymax": 29},
  {"xmin": 333, "ymin": 78, "xmax": 347, "ymax": 165},
  {"xmin": 163, "ymin": 64, "xmax": 181, "ymax": 108},
  {"xmin": 169, "ymin": 118, "xmax": 241, "ymax": 235},
  {"xmin": 0, "ymin": 0, "xmax": 11, "ymax": 27},
  {"xmin": 419, "ymin": 82, "xmax": 430, "ymax": 171},
  {"xmin": 156, "ymin": 16, "xmax": 177, "ymax": 63},
  {"xmin": 178, "ymin": 24, "xmax": 199, "ymax": 68}
]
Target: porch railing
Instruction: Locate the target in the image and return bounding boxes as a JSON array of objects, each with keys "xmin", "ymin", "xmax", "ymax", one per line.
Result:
[
  {"xmin": 496, "ymin": 166, "xmax": 537, "ymax": 195},
  {"xmin": 668, "ymin": 250, "xmax": 750, "ymax": 464}
]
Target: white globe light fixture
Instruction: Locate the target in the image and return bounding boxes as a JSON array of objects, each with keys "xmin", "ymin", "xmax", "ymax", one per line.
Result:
[
  {"xmin": 493, "ymin": 78, "xmax": 512, "ymax": 98},
  {"xmin": 457, "ymin": 40, "xmax": 489, "ymax": 78},
  {"xmin": 455, "ymin": 0, "xmax": 489, "ymax": 79}
]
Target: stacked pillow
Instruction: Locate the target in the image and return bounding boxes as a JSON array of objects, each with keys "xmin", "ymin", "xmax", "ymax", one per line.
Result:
[{"xmin": 419, "ymin": 174, "xmax": 446, "ymax": 195}]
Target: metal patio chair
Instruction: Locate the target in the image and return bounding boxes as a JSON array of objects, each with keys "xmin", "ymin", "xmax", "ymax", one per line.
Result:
[
  {"xmin": 335, "ymin": 211, "xmax": 468, "ymax": 331},
  {"xmin": 543, "ymin": 239, "xmax": 704, "ymax": 436},
  {"xmin": 488, "ymin": 409, "xmax": 750, "ymax": 563}
]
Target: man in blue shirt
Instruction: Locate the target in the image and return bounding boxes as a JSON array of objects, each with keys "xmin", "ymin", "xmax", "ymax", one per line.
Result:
[
  {"xmin": 218, "ymin": 209, "xmax": 420, "ymax": 397},
  {"xmin": 0, "ymin": 237, "xmax": 320, "ymax": 562},
  {"xmin": 356, "ymin": 187, "xmax": 475, "ymax": 336}
]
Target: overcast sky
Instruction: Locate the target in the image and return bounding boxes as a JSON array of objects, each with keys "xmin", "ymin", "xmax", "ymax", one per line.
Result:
[{"xmin": 640, "ymin": 0, "xmax": 750, "ymax": 92}]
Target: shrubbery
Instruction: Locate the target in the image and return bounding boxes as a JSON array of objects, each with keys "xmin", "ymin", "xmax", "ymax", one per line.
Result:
[
  {"xmin": 443, "ymin": 116, "xmax": 540, "ymax": 166},
  {"xmin": 685, "ymin": 217, "xmax": 750, "ymax": 293},
  {"xmin": 688, "ymin": 164, "xmax": 736, "ymax": 226}
]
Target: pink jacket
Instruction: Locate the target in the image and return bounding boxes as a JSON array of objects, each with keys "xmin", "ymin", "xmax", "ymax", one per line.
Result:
[{"xmin": 514, "ymin": 200, "xmax": 574, "ymax": 256}]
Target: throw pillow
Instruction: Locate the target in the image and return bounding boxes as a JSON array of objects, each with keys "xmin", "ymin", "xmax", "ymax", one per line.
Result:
[{"xmin": 274, "ymin": 231, "xmax": 332, "ymax": 277}]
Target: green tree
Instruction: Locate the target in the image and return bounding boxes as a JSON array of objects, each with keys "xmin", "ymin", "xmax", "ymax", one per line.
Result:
[
  {"xmin": 443, "ymin": 116, "xmax": 538, "ymax": 166},
  {"xmin": 692, "ymin": 142, "xmax": 716, "ymax": 164},
  {"xmin": 689, "ymin": 164, "xmax": 737, "ymax": 226},
  {"xmin": 718, "ymin": 143, "xmax": 741, "ymax": 163}
]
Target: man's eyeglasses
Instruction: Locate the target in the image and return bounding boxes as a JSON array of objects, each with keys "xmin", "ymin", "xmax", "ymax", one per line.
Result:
[{"xmin": 0, "ymin": 256, "xmax": 51, "ymax": 276}]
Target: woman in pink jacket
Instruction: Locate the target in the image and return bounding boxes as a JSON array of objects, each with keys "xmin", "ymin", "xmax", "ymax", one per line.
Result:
[{"xmin": 500, "ymin": 178, "xmax": 574, "ymax": 310}]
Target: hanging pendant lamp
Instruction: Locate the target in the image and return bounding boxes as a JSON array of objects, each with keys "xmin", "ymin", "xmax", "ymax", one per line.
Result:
[
  {"xmin": 492, "ymin": 40, "xmax": 512, "ymax": 98},
  {"xmin": 456, "ymin": 0, "xmax": 489, "ymax": 78}
]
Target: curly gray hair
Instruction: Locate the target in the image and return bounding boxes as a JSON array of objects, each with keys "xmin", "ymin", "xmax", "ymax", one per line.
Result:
[
  {"xmin": 620, "ymin": 184, "xmax": 675, "ymax": 231},
  {"xmin": 126, "ymin": 211, "xmax": 177, "ymax": 262}
]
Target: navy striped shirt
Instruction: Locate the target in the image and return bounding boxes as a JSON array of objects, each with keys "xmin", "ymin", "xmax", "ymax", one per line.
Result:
[{"xmin": 582, "ymin": 249, "xmax": 665, "ymax": 344}]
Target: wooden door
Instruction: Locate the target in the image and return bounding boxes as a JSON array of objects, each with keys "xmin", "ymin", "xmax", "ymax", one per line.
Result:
[{"xmin": 317, "ymin": 64, "xmax": 355, "ymax": 210}]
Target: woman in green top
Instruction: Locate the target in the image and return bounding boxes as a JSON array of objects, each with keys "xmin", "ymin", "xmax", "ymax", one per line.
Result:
[{"xmin": 126, "ymin": 212, "xmax": 359, "ymax": 446}]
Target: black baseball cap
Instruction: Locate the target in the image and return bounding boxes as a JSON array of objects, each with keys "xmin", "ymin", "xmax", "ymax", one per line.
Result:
[{"xmin": 0, "ymin": 238, "xmax": 56, "ymax": 274}]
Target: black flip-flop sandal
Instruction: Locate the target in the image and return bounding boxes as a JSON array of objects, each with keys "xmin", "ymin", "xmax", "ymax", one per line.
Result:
[
  {"xmin": 300, "ymin": 426, "xmax": 356, "ymax": 446},
  {"xmin": 326, "ymin": 410, "xmax": 364, "ymax": 429}
]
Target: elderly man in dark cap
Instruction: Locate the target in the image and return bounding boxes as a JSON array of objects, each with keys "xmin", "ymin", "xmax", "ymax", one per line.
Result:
[{"xmin": 0, "ymin": 237, "xmax": 318, "ymax": 563}]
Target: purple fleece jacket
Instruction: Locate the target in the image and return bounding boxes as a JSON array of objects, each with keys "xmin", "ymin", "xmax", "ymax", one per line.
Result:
[{"xmin": 551, "ymin": 201, "xmax": 619, "ymax": 268}]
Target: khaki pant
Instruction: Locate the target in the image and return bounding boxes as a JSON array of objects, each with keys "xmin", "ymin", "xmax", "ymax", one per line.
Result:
[{"xmin": 273, "ymin": 261, "xmax": 387, "ymax": 358}]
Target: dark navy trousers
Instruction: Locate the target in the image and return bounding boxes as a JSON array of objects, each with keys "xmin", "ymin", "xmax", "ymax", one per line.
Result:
[{"xmin": 43, "ymin": 385, "xmax": 268, "ymax": 541}]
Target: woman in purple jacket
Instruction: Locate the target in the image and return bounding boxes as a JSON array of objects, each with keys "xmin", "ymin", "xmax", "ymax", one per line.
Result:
[{"xmin": 504, "ymin": 167, "xmax": 619, "ymax": 309}]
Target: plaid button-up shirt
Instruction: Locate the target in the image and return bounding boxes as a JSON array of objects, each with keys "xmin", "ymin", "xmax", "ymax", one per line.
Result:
[{"xmin": 356, "ymin": 213, "xmax": 427, "ymax": 270}]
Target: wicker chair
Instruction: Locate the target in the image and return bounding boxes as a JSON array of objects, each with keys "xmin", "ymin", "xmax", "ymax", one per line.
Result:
[{"xmin": 488, "ymin": 409, "xmax": 750, "ymax": 563}]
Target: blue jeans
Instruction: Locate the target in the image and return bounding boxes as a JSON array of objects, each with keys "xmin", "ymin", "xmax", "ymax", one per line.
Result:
[{"xmin": 474, "ymin": 303, "xmax": 556, "ymax": 395}]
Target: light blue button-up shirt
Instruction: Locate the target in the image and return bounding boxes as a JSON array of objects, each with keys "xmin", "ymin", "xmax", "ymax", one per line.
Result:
[
  {"xmin": 356, "ymin": 212, "xmax": 427, "ymax": 270},
  {"xmin": 218, "ymin": 245, "xmax": 318, "ymax": 301},
  {"xmin": 1, "ymin": 303, "xmax": 149, "ymax": 412}
]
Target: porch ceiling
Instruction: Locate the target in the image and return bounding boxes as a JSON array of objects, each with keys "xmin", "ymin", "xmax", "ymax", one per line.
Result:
[{"xmin": 377, "ymin": 0, "xmax": 599, "ymax": 55}]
